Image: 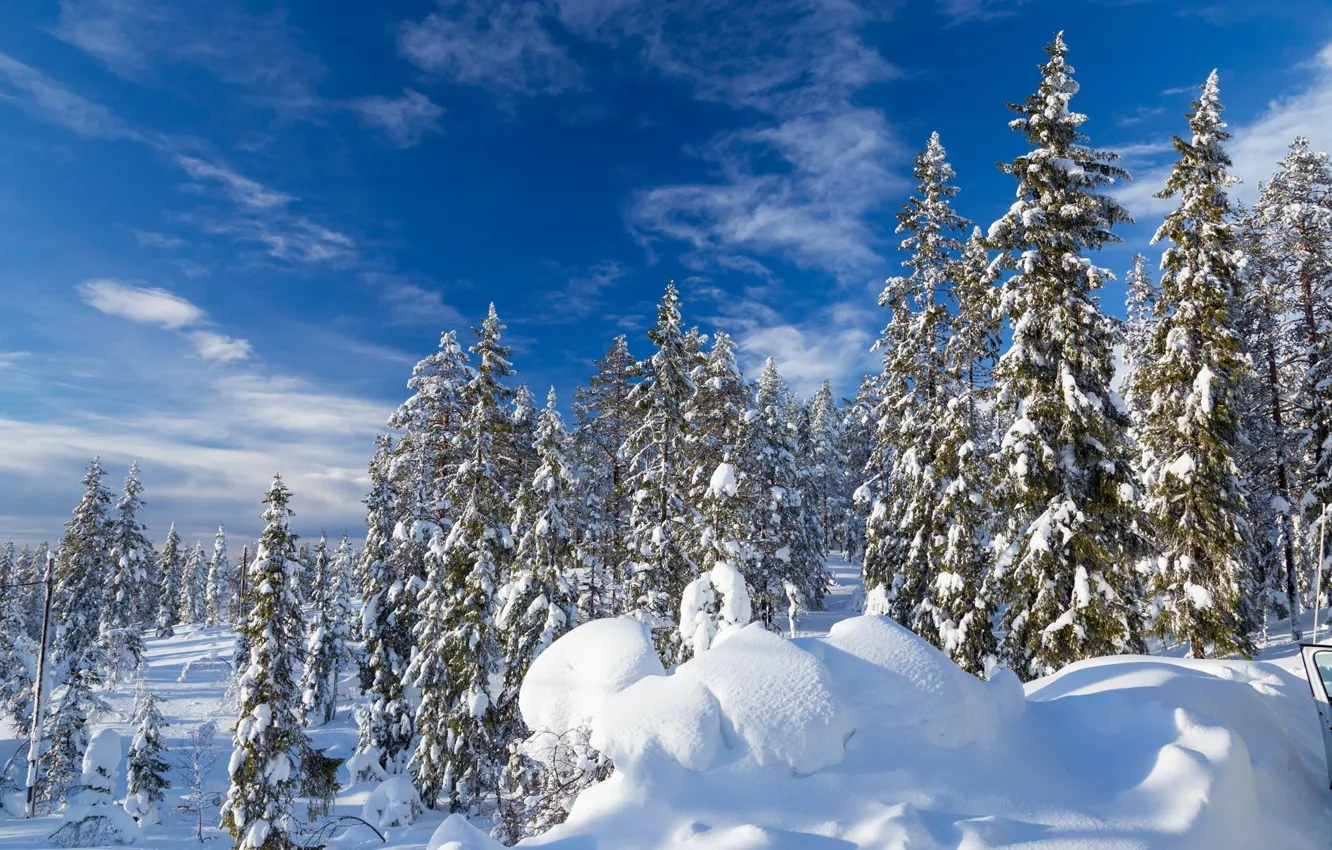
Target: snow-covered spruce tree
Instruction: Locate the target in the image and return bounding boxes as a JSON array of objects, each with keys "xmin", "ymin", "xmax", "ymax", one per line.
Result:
[
  {"xmin": 155, "ymin": 524, "xmax": 183, "ymax": 639},
  {"xmin": 623, "ymin": 283, "xmax": 697, "ymax": 657},
  {"xmin": 300, "ymin": 534, "xmax": 354, "ymax": 727},
  {"xmin": 496, "ymin": 389, "xmax": 580, "ymax": 828},
  {"xmin": 840, "ymin": 375, "xmax": 877, "ymax": 561},
  {"xmin": 205, "ymin": 526, "xmax": 231, "ymax": 628},
  {"xmin": 988, "ymin": 34, "xmax": 1145, "ymax": 680},
  {"xmin": 1133, "ymin": 72, "xmax": 1255, "ymax": 659},
  {"xmin": 571, "ymin": 335, "xmax": 639, "ymax": 617},
  {"xmin": 499, "ymin": 389, "xmax": 578, "ymax": 697},
  {"xmin": 123, "ymin": 693, "xmax": 170, "ymax": 826},
  {"xmin": 808, "ymin": 380, "xmax": 847, "ymax": 552},
  {"xmin": 507, "ymin": 384, "xmax": 540, "ymax": 524},
  {"xmin": 1253, "ymin": 137, "xmax": 1332, "ymax": 599},
  {"xmin": 18, "ymin": 542, "xmax": 47, "ymax": 641},
  {"xmin": 0, "ymin": 539, "xmax": 35, "ymax": 728},
  {"xmin": 100, "ymin": 462, "xmax": 149, "ymax": 683},
  {"xmin": 38, "ymin": 650, "xmax": 106, "ymax": 809},
  {"xmin": 409, "ymin": 304, "xmax": 514, "ymax": 813},
  {"xmin": 352, "ymin": 435, "xmax": 415, "ymax": 780},
  {"xmin": 221, "ymin": 475, "xmax": 312, "ymax": 850},
  {"xmin": 864, "ymin": 133, "xmax": 969, "ymax": 640},
  {"xmin": 52, "ymin": 457, "xmax": 113, "ymax": 677},
  {"xmin": 746, "ymin": 359, "xmax": 829, "ymax": 627},
  {"xmin": 1122, "ymin": 254, "xmax": 1160, "ymax": 428},
  {"xmin": 932, "ymin": 226, "xmax": 1002, "ymax": 677},
  {"xmin": 179, "ymin": 541, "xmax": 207, "ymax": 625},
  {"xmin": 681, "ymin": 457, "xmax": 754, "ymax": 659},
  {"xmin": 682, "ymin": 330, "xmax": 751, "ymax": 565},
  {"xmin": 1236, "ymin": 207, "xmax": 1301, "ymax": 640}
]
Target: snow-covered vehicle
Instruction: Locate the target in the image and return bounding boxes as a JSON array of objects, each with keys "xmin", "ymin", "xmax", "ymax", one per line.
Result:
[{"xmin": 1302, "ymin": 643, "xmax": 1332, "ymax": 789}]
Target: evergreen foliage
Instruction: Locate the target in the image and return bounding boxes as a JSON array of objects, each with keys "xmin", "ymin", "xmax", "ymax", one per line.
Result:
[
  {"xmin": 1133, "ymin": 71, "xmax": 1255, "ymax": 658},
  {"xmin": 988, "ymin": 34, "xmax": 1145, "ymax": 680},
  {"xmin": 221, "ymin": 475, "xmax": 312, "ymax": 850}
]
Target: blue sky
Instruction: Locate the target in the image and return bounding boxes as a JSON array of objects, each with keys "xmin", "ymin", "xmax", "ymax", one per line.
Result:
[{"xmin": 1, "ymin": 0, "xmax": 1330, "ymax": 545}]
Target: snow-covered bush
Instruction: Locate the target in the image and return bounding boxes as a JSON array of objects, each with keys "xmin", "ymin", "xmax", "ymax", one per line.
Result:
[{"xmin": 361, "ymin": 774, "xmax": 421, "ymax": 829}]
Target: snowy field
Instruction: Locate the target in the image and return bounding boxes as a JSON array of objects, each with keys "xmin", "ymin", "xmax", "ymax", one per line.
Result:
[{"xmin": 1, "ymin": 560, "xmax": 1330, "ymax": 850}]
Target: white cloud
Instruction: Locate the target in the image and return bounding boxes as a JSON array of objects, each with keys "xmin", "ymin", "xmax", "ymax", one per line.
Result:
[
  {"xmin": 531, "ymin": 260, "xmax": 630, "ymax": 322},
  {"xmin": 351, "ymin": 89, "xmax": 445, "ymax": 148},
  {"xmin": 51, "ymin": 0, "xmax": 326, "ymax": 115},
  {"xmin": 1117, "ymin": 44, "xmax": 1332, "ymax": 220},
  {"xmin": 365, "ymin": 273, "xmax": 467, "ymax": 327},
  {"xmin": 0, "ymin": 52, "xmax": 140, "ymax": 141},
  {"xmin": 76, "ymin": 278, "xmax": 251, "ymax": 361},
  {"xmin": 190, "ymin": 330, "xmax": 251, "ymax": 362},
  {"xmin": 703, "ymin": 293, "xmax": 880, "ymax": 398},
  {"xmin": 399, "ymin": 1, "xmax": 581, "ymax": 95},
  {"xmin": 934, "ymin": 0, "xmax": 1024, "ymax": 23},
  {"xmin": 134, "ymin": 229, "xmax": 185, "ymax": 249},
  {"xmin": 77, "ymin": 278, "xmax": 204, "ymax": 328},
  {"xmin": 176, "ymin": 155, "xmax": 293, "ymax": 210},
  {"xmin": 569, "ymin": 0, "xmax": 905, "ymax": 280},
  {"xmin": 632, "ymin": 107, "xmax": 902, "ymax": 278}
]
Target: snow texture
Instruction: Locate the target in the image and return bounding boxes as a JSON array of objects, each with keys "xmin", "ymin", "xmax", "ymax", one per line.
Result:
[{"xmin": 519, "ymin": 616, "xmax": 664, "ymax": 735}]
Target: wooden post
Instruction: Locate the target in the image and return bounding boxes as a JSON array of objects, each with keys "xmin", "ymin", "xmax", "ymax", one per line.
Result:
[{"xmin": 26, "ymin": 552, "xmax": 55, "ymax": 818}]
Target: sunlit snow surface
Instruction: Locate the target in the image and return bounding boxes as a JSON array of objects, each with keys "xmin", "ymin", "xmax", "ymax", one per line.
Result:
[{"xmin": 1, "ymin": 558, "xmax": 1330, "ymax": 849}]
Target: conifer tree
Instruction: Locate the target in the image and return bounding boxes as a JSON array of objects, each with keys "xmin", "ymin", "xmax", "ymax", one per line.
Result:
[
  {"xmin": 409, "ymin": 304, "xmax": 514, "ymax": 812},
  {"xmin": 221, "ymin": 475, "xmax": 311, "ymax": 850},
  {"xmin": 353, "ymin": 435, "xmax": 414, "ymax": 779},
  {"xmin": 52, "ymin": 457, "xmax": 113, "ymax": 675},
  {"xmin": 682, "ymin": 330, "xmax": 751, "ymax": 567},
  {"xmin": 1236, "ymin": 207, "xmax": 1301, "ymax": 639},
  {"xmin": 988, "ymin": 34, "xmax": 1145, "ymax": 679},
  {"xmin": 840, "ymin": 376, "xmax": 877, "ymax": 560},
  {"xmin": 18, "ymin": 543, "xmax": 46, "ymax": 640},
  {"xmin": 37, "ymin": 658, "xmax": 103, "ymax": 809},
  {"xmin": 101, "ymin": 462, "xmax": 149, "ymax": 682},
  {"xmin": 571, "ymin": 336, "xmax": 638, "ymax": 616},
  {"xmin": 155, "ymin": 524, "xmax": 184, "ymax": 639},
  {"xmin": 0, "ymin": 539, "xmax": 35, "ymax": 727},
  {"xmin": 623, "ymin": 283, "xmax": 696, "ymax": 655},
  {"xmin": 933, "ymin": 227, "xmax": 1001, "ymax": 677},
  {"xmin": 752, "ymin": 361, "xmax": 828, "ymax": 624},
  {"xmin": 1122, "ymin": 254, "xmax": 1160, "ymax": 427},
  {"xmin": 1133, "ymin": 71, "xmax": 1255, "ymax": 658},
  {"xmin": 499, "ymin": 389, "xmax": 578, "ymax": 708},
  {"xmin": 808, "ymin": 381, "xmax": 847, "ymax": 552},
  {"xmin": 300, "ymin": 534, "xmax": 354, "ymax": 727},
  {"xmin": 507, "ymin": 384, "xmax": 540, "ymax": 518},
  {"xmin": 123, "ymin": 693, "xmax": 170, "ymax": 826},
  {"xmin": 1253, "ymin": 137, "xmax": 1332, "ymax": 602},
  {"xmin": 179, "ymin": 541, "xmax": 207, "ymax": 625},
  {"xmin": 205, "ymin": 526, "xmax": 231, "ymax": 627},
  {"xmin": 864, "ymin": 133, "xmax": 968, "ymax": 640}
]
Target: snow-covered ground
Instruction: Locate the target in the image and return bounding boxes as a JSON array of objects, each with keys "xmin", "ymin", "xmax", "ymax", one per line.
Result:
[{"xmin": 2, "ymin": 562, "xmax": 1331, "ymax": 849}]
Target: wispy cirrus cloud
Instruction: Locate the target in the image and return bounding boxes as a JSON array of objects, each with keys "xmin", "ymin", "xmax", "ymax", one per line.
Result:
[
  {"xmin": 0, "ymin": 52, "xmax": 141, "ymax": 141},
  {"xmin": 1116, "ymin": 42, "xmax": 1332, "ymax": 219},
  {"xmin": 76, "ymin": 278, "xmax": 251, "ymax": 361},
  {"xmin": 398, "ymin": 0, "xmax": 582, "ymax": 95},
  {"xmin": 51, "ymin": 0, "xmax": 326, "ymax": 115},
  {"xmin": 574, "ymin": 0, "xmax": 906, "ymax": 281},
  {"xmin": 175, "ymin": 155, "xmax": 295, "ymax": 210},
  {"xmin": 350, "ymin": 89, "xmax": 445, "ymax": 148}
]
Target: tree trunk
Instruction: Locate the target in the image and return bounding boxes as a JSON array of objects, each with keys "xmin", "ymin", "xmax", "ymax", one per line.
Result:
[{"xmin": 1268, "ymin": 341, "xmax": 1301, "ymax": 640}]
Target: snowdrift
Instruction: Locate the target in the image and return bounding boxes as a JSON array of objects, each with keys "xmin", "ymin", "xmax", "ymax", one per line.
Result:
[{"xmin": 520, "ymin": 616, "xmax": 1332, "ymax": 849}]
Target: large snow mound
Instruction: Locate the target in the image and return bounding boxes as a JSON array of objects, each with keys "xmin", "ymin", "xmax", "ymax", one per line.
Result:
[
  {"xmin": 591, "ymin": 671, "xmax": 722, "ymax": 773},
  {"xmin": 678, "ymin": 624, "xmax": 852, "ymax": 774},
  {"xmin": 525, "ymin": 616, "xmax": 1332, "ymax": 849},
  {"xmin": 812, "ymin": 614, "xmax": 1001, "ymax": 749},
  {"xmin": 520, "ymin": 616, "xmax": 663, "ymax": 735}
]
